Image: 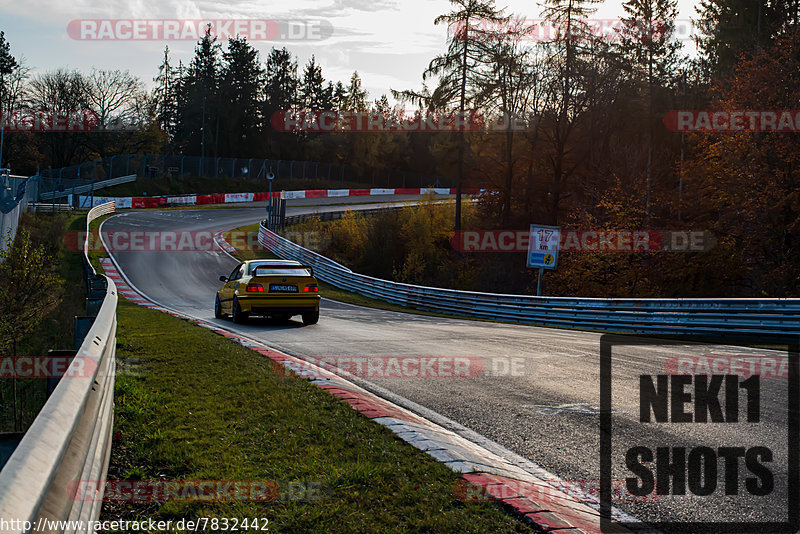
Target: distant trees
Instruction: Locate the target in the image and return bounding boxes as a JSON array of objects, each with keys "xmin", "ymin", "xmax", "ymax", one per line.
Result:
[
  {"xmin": 420, "ymin": 0, "xmax": 508, "ymax": 230},
  {"xmin": 1, "ymin": 5, "xmax": 799, "ymax": 296},
  {"xmin": 0, "ymin": 230, "xmax": 63, "ymax": 431},
  {"xmin": 618, "ymin": 0, "xmax": 681, "ymax": 219},
  {"xmin": 694, "ymin": 0, "xmax": 785, "ymax": 77},
  {"xmin": 299, "ymin": 56, "xmax": 332, "ymax": 111},
  {"xmin": 220, "ymin": 37, "xmax": 265, "ymax": 157},
  {"xmin": 0, "ymin": 30, "xmax": 21, "ymax": 169}
]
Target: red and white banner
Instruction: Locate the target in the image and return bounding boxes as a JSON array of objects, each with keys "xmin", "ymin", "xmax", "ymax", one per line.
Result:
[{"xmin": 68, "ymin": 187, "xmax": 476, "ymax": 210}]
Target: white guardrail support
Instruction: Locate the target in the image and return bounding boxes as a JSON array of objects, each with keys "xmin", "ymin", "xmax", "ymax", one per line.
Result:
[
  {"xmin": 259, "ymin": 222, "xmax": 800, "ymax": 341},
  {"xmin": 0, "ymin": 202, "xmax": 117, "ymax": 533}
]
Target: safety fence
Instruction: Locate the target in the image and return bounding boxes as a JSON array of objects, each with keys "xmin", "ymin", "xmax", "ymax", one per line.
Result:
[
  {"xmin": 258, "ymin": 223, "xmax": 800, "ymax": 341},
  {"xmin": 0, "ymin": 202, "xmax": 118, "ymax": 533},
  {"xmin": 38, "ymin": 154, "xmax": 451, "ymax": 190},
  {"xmin": 0, "ymin": 175, "xmax": 38, "ymax": 254}
]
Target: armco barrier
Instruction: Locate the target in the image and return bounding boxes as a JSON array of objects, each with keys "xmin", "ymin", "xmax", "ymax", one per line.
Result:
[
  {"xmin": 258, "ymin": 223, "xmax": 800, "ymax": 340},
  {"xmin": 0, "ymin": 202, "xmax": 118, "ymax": 533}
]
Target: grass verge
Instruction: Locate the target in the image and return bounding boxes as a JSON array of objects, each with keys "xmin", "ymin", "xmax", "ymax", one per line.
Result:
[{"xmin": 101, "ymin": 298, "xmax": 533, "ymax": 533}]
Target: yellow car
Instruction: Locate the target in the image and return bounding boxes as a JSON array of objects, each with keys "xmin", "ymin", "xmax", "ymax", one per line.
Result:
[{"xmin": 215, "ymin": 259, "xmax": 320, "ymax": 325}]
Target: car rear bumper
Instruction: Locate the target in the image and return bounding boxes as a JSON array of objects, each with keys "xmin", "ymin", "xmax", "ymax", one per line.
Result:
[{"xmin": 236, "ymin": 295, "xmax": 320, "ymax": 314}]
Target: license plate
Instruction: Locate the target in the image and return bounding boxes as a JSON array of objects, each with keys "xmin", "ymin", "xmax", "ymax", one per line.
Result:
[{"xmin": 269, "ymin": 284, "xmax": 297, "ymax": 292}]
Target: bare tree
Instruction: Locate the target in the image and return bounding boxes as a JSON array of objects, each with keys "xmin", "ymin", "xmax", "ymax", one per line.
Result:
[
  {"xmin": 27, "ymin": 69, "xmax": 90, "ymax": 167},
  {"xmin": 86, "ymin": 69, "xmax": 145, "ymax": 129}
]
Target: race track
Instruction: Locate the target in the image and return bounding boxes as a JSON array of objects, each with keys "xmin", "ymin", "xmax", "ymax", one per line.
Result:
[{"xmin": 101, "ymin": 197, "xmax": 794, "ymax": 531}]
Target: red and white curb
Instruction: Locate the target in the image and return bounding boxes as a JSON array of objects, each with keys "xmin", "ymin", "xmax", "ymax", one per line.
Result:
[
  {"xmin": 213, "ymin": 232, "xmax": 238, "ymax": 255},
  {"xmin": 99, "ymin": 251, "xmax": 633, "ymax": 534},
  {"xmin": 72, "ymin": 187, "xmax": 478, "ymax": 210}
]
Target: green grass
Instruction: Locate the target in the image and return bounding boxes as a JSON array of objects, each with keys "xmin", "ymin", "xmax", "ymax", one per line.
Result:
[{"xmin": 101, "ymin": 298, "xmax": 533, "ymax": 533}]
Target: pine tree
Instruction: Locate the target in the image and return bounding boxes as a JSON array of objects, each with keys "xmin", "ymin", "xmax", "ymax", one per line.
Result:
[
  {"xmin": 694, "ymin": 0, "xmax": 788, "ymax": 78},
  {"xmin": 332, "ymin": 82, "xmax": 347, "ymax": 110},
  {"xmin": 264, "ymin": 47, "xmax": 298, "ymax": 111},
  {"xmin": 344, "ymin": 71, "xmax": 368, "ymax": 111},
  {"xmin": 263, "ymin": 48, "xmax": 298, "ymax": 157},
  {"xmin": 220, "ymin": 37, "xmax": 265, "ymax": 156},
  {"xmin": 175, "ymin": 25, "xmax": 222, "ymax": 162},
  {"xmin": 299, "ymin": 56, "xmax": 328, "ymax": 110},
  {"xmin": 374, "ymin": 94, "xmax": 391, "ymax": 112},
  {"xmin": 619, "ymin": 0, "xmax": 681, "ymax": 219},
  {"xmin": 421, "ymin": 0, "xmax": 507, "ymax": 231},
  {"xmin": 153, "ymin": 46, "xmax": 177, "ymax": 148}
]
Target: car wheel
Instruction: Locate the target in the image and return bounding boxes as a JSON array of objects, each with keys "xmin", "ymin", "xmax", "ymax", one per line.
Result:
[
  {"xmin": 301, "ymin": 310, "xmax": 319, "ymax": 325},
  {"xmin": 214, "ymin": 294, "xmax": 224, "ymax": 319},
  {"xmin": 232, "ymin": 297, "xmax": 248, "ymax": 324}
]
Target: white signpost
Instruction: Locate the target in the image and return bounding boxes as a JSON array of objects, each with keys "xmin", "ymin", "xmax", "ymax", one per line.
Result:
[{"xmin": 527, "ymin": 224, "xmax": 561, "ymax": 296}]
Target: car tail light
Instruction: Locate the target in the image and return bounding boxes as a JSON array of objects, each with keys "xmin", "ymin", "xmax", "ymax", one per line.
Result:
[
  {"xmin": 304, "ymin": 284, "xmax": 319, "ymax": 293},
  {"xmin": 246, "ymin": 283, "xmax": 264, "ymax": 292}
]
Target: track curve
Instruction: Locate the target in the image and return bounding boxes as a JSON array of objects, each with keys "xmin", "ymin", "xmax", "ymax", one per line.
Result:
[{"xmin": 101, "ymin": 197, "xmax": 792, "ymax": 530}]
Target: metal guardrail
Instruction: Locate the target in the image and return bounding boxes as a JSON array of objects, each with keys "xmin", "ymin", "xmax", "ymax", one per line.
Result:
[
  {"xmin": 259, "ymin": 222, "xmax": 800, "ymax": 340},
  {"xmin": 0, "ymin": 202, "xmax": 118, "ymax": 533},
  {"xmin": 39, "ymin": 174, "xmax": 137, "ymax": 201},
  {"xmin": 28, "ymin": 203, "xmax": 74, "ymax": 213}
]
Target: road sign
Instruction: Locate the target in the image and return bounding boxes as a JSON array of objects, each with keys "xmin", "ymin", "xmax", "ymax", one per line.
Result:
[{"xmin": 527, "ymin": 224, "xmax": 561, "ymax": 270}]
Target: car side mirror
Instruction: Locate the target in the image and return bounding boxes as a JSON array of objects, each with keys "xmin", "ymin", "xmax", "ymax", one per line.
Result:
[{"xmin": 219, "ymin": 275, "xmax": 227, "ymax": 282}]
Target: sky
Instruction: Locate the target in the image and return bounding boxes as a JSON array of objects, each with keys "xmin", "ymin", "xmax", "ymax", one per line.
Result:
[{"xmin": 0, "ymin": 0, "xmax": 701, "ymax": 101}]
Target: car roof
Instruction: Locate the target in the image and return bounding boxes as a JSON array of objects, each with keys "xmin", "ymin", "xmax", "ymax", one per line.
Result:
[{"xmin": 244, "ymin": 259, "xmax": 301, "ymax": 265}]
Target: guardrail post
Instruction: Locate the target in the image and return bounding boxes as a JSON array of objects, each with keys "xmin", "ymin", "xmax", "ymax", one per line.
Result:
[{"xmin": 73, "ymin": 317, "xmax": 94, "ymax": 350}]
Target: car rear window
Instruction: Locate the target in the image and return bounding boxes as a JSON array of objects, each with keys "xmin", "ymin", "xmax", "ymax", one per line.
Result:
[{"xmin": 251, "ymin": 265, "xmax": 311, "ymax": 276}]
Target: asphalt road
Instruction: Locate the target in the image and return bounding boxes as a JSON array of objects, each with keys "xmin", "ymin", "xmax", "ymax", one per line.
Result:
[{"xmin": 101, "ymin": 197, "xmax": 796, "ymax": 533}]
